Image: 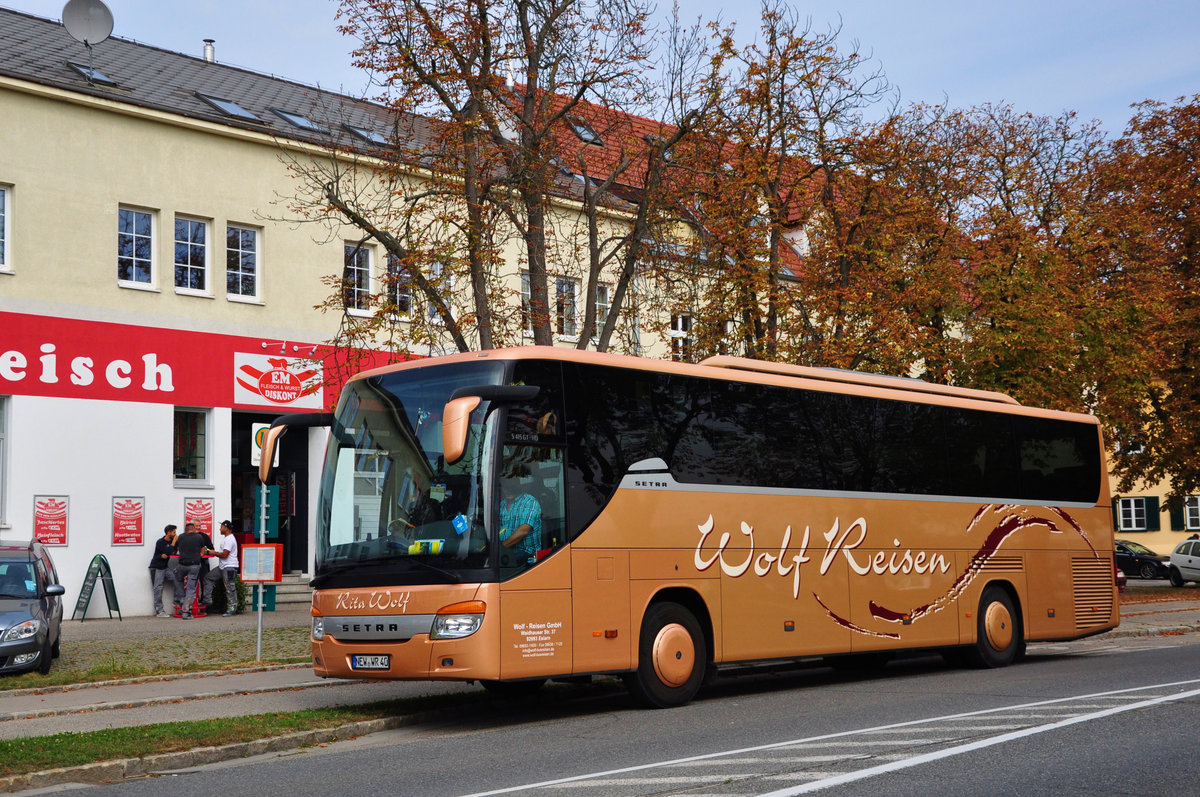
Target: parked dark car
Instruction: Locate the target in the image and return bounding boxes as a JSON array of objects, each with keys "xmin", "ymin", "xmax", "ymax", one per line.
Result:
[
  {"xmin": 0, "ymin": 540, "xmax": 65, "ymax": 675},
  {"xmin": 1114, "ymin": 539, "xmax": 1171, "ymax": 580}
]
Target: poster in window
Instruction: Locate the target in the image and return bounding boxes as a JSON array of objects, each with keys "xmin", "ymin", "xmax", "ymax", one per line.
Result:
[
  {"xmin": 111, "ymin": 496, "xmax": 145, "ymax": 545},
  {"xmin": 184, "ymin": 497, "xmax": 215, "ymax": 538},
  {"xmin": 34, "ymin": 495, "xmax": 69, "ymax": 546}
]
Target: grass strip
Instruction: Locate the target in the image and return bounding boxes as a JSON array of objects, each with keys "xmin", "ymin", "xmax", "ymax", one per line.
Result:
[
  {"xmin": 0, "ymin": 693, "xmax": 479, "ymax": 777},
  {"xmin": 0, "ymin": 627, "xmax": 312, "ymax": 691}
]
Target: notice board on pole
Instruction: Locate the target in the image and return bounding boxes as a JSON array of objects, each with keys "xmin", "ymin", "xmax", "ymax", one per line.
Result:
[{"xmin": 241, "ymin": 544, "xmax": 283, "ymax": 583}]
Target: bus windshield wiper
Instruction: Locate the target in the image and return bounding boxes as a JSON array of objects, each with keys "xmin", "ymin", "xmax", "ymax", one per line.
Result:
[{"xmin": 406, "ymin": 557, "xmax": 462, "ymax": 583}]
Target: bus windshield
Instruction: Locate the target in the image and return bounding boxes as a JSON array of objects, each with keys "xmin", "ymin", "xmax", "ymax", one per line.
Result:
[{"xmin": 314, "ymin": 360, "xmax": 505, "ymax": 585}]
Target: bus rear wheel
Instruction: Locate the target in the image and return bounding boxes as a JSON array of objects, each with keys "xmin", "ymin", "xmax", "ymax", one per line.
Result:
[
  {"xmin": 625, "ymin": 601, "xmax": 705, "ymax": 709},
  {"xmin": 969, "ymin": 585, "xmax": 1022, "ymax": 668}
]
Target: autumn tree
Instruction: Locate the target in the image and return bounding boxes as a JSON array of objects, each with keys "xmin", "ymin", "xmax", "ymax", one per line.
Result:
[
  {"xmin": 1098, "ymin": 97, "xmax": 1200, "ymax": 500},
  {"xmin": 657, "ymin": 2, "xmax": 896, "ymax": 365},
  {"xmin": 280, "ymin": 0, "xmax": 679, "ymax": 358}
]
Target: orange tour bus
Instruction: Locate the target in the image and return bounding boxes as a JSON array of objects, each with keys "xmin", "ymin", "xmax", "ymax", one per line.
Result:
[{"xmin": 260, "ymin": 347, "xmax": 1118, "ymax": 708}]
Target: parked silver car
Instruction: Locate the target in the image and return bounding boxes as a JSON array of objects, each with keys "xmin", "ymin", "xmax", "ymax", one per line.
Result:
[
  {"xmin": 1168, "ymin": 539, "xmax": 1200, "ymax": 587},
  {"xmin": 0, "ymin": 540, "xmax": 65, "ymax": 675}
]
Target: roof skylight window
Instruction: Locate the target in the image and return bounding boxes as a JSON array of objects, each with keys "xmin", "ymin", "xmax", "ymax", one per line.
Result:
[
  {"xmin": 343, "ymin": 124, "xmax": 389, "ymax": 145},
  {"xmin": 270, "ymin": 108, "xmax": 325, "ymax": 132},
  {"xmin": 195, "ymin": 92, "xmax": 259, "ymax": 121},
  {"xmin": 567, "ymin": 118, "xmax": 603, "ymax": 146},
  {"xmin": 67, "ymin": 62, "xmax": 117, "ymax": 86}
]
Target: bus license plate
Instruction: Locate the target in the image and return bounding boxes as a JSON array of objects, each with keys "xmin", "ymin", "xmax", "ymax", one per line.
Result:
[{"xmin": 351, "ymin": 654, "xmax": 390, "ymax": 670}]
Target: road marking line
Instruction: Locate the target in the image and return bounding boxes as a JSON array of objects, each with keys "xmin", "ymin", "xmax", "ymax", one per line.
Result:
[
  {"xmin": 760, "ymin": 685, "xmax": 1200, "ymax": 795},
  {"xmin": 456, "ymin": 677, "xmax": 1200, "ymax": 797}
]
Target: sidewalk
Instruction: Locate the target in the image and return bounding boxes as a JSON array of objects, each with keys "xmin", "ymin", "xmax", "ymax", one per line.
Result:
[{"xmin": 64, "ymin": 602, "xmax": 313, "ymax": 642}]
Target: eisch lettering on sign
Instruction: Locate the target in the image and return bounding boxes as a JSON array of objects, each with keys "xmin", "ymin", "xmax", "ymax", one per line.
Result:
[{"xmin": 0, "ymin": 344, "xmax": 174, "ymax": 391}]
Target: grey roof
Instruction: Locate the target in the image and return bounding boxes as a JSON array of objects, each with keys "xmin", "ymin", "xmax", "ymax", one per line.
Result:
[{"xmin": 0, "ymin": 6, "xmax": 435, "ymax": 149}]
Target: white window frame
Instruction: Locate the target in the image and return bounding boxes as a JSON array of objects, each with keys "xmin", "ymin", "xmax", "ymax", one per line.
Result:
[
  {"xmin": 385, "ymin": 252, "xmax": 412, "ymax": 317},
  {"xmin": 344, "ymin": 243, "xmax": 372, "ymax": 315},
  {"xmin": 1118, "ymin": 497, "xmax": 1146, "ymax": 532},
  {"xmin": 427, "ymin": 261, "xmax": 452, "ymax": 325},
  {"xmin": 118, "ymin": 206, "xmax": 157, "ymax": 289},
  {"xmin": 173, "ymin": 215, "xmax": 210, "ymax": 295},
  {"xmin": 669, "ymin": 313, "xmax": 693, "ymax": 362},
  {"xmin": 173, "ymin": 407, "xmax": 212, "ymax": 485},
  {"xmin": 591, "ymin": 283, "xmax": 611, "ymax": 340},
  {"xmin": 556, "ymin": 276, "xmax": 580, "ymax": 339},
  {"xmin": 225, "ymin": 223, "xmax": 261, "ymax": 302},
  {"xmin": 1185, "ymin": 496, "xmax": 1200, "ymax": 531},
  {"xmin": 521, "ymin": 272, "xmax": 533, "ymax": 336},
  {"xmin": 0, "ymin": 184, "xmax": 11, "ymax": 273}
]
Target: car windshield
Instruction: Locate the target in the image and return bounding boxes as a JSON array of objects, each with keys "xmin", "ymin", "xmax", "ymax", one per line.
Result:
[
  {"xmin": 1121, "ymin": 541, "xmax": 1157, "ymax": 555},
  {"xmin": 0, "ymin": 561, "xmax": 35, "ymax": 598},
  {"xmin": 314, "ymin": 360, "xmax": 505, "ymax": 583}
]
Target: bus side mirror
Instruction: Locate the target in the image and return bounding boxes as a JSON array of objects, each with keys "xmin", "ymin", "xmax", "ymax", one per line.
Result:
[
  {"xmin": 259, "ymin": 412, "xmax": 334, "ymax": 483},
  {"xmin": 258, "ymin": 424, "xmax": 287, "ymax": 484},
  {"xmin": 443, "ymin": 396, "xmax": 481, "ymax": 466}
]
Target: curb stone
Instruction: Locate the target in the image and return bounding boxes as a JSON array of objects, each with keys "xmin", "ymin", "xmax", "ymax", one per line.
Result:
[{"xmin": 0, "ymin": 717, "xmax": 404, "ymax": 793}]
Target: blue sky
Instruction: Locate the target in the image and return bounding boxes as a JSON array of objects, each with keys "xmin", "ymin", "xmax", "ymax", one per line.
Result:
[{"xmin": 7, "ymin": 0, "xmax": 1199, "ymax": 134}]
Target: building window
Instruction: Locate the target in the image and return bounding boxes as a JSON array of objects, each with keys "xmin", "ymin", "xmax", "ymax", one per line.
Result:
[
  {"xmin": 385, "ymin": 253, "xmax": 412, "ymax": 316},
  {"xmin": 427, "ymin": 261, "xmax": 451, "ymax": 324},
  {"xmin": 592, "ymin": 283, "xmax": 611, "ymax": 338},
  {"xmin": 226, "ymin": 225, "xmax": 259, "ymax": 299},
  {"xmin": 1186, "ymin": 497, "xmax": 1200, "ymax": 530},
  {"xmin": 567, "ymin": 118, "xmax": 603, "ymax": 145},
  {"xmin": 556, "ymin": 277, "xmax": 579, "ymax": 337},
  {"xmin": 173, "ymin": 408, "xmax": 209, "ymax": 482},
  {"xmin": 670, "ymin": 314, "xmax": 693, "ymax": 362},
  {"xmin": 1118, "ymin": 497, "xmax": 1146, "ymax": 532},
  {"xmin": 118, "ymin": 207, "xmax": 154, "ymax": 286},
  {"xmin": 343, "ymin": 243, "xmax": 371, "ymax": 312},
  {"xmin": 0, "ymin": 184, "xmax": 10, "ymax": 271},
  {"xmin": 521, "ymin": 273, "xmax": 533, "ymax": 335},
  {"xmin": 174, "ymin": 217, "xmax": 208, "ymax": 292}
]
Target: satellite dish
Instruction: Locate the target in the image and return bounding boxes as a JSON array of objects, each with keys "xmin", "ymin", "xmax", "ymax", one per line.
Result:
[{"xmin": 62, "ymin": 0, "xmax": 114, "ymax": 47}]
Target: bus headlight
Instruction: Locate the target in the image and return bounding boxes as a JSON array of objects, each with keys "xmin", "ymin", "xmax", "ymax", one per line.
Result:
[
  {"xmin": 312, "ymin": 617, "xmax": 325, "ymax": 641},
  {"xmin": 430, "ymin": 600, "xmax": 485, "ymax": 639}
]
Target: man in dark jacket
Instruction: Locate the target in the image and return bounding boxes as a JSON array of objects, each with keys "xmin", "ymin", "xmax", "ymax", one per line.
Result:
[
  {"xmin": 175, "ymin": 522, "xmax": 206, "ymax": 619},
  {"xmin": 148, "ymin": 524, "xmax": 181, "ymax": 618}
]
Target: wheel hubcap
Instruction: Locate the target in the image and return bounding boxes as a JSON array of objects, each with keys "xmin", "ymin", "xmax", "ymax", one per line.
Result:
[
  {"xmin": 651, "ymin": 622, "xmax": 696, "ymax": 687},
  {"xmin": 983, "ymin": 601, "xmax": 1013, "ymax": 651}
]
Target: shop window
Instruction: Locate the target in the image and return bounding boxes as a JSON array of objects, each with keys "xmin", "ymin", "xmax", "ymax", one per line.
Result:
[{"xmin": 173, "ymin": 408, "xmax": 210, "ymax": 482}]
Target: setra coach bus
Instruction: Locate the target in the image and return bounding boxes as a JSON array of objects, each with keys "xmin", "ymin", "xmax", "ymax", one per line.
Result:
[{"xmin": 259, "ymin": 347, "xmax": 1118, "ymax": 708}]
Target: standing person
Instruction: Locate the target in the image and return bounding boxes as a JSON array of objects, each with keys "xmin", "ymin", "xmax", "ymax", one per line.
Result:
[
  {"xmin": 203, "ymin": 520, "xmax": 240, "ymax": 616},
  {"xmin": 174, "ymin": 521, "xmax": 206, "ymax": 619},
  {"xmin": 148, "ymin": 524, "xmax": 181, "ymax": 618}
]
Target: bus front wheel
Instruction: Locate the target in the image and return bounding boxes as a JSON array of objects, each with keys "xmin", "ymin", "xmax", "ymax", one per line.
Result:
[
  {"xmin": 625, "ymin": 601, "xmax": 705, "ymax": 709},
  {"xmin": 969, "ymin": 585, "xmax": 1022, "ymax": 668}
]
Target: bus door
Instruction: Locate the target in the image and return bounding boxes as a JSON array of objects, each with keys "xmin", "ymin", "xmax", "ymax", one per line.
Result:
[{"xmin": 495, "ymin": 367, "xmax": 573, "ymax": 680}]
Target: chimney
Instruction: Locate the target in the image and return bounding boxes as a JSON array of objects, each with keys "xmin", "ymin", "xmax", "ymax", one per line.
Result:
[{"xmin": 203, "ymin": 39, "xmax": 215, "ymax": 63}]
